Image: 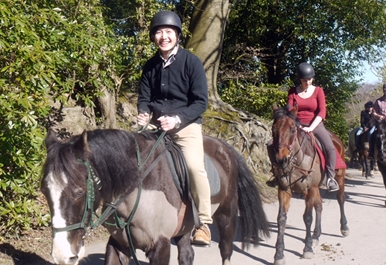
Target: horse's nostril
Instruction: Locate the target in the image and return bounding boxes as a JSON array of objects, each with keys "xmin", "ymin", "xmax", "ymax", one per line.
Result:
[{"xmin": 68, "ymin": 256, "xmax": 78, "ymax": 264}]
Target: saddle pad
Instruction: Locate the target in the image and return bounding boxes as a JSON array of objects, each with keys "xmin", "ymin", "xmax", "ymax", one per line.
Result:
[
  {"xmin": 165, "ymin": 151, "xmax": 221, "ymax": 197},
  {"xmin": 205, "ymin": 154, "xmax": 221, "ymax": 197},
  {"xmin": 315, "ymin": 144, "xmax": 346, "ymax": 170}
]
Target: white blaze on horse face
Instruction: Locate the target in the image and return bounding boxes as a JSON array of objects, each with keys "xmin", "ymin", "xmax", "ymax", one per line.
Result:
[{"xmin": 47, "ymin": 171, "xmax": 85, "ymax": 265}]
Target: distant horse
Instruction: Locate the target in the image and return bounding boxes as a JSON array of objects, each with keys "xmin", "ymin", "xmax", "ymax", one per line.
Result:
[
  {"xmin": 373, "ymin": 120, "xmax": 386, "ymax": 206},
  {"xmin": 348, "ymin": 127, "xmax": 375, "ymax": 178},
  {"xmin": 358, "ymin": 128, "xmax": 373, "ymax": 178},
  {"xmin": 268, "ymin": 105, "xmax": 349, "ymax": 265},
  {"xmin": 348, "ymin": 127, "xmax": 360, "ymax": 166},
  {"xmin": 41, "ymin": 129, "xmax": 270, "ymax": 265}
]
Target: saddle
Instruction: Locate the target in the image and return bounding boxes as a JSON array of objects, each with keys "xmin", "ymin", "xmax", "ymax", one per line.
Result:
[
  {"xmin": 162, "ymin": 135, "xmax": 220, "ymax": 197},
  {"xmin": 162, "ymin": 135, "xmax": 220, "ymax": 226},
  {"xmin": 310, "ymin": 134, "xmax": 346, "ymax": 170}
]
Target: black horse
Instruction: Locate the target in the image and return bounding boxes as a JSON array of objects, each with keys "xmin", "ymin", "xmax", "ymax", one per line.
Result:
[
  {"xmin": 373, "ymin": 120, "xmax": 386, "ymax": 206},
  {"xmin": 41, "ymin": 129, "xmax": 270, "ymax": 265},
  {"xmin": 358, "ymin": 128, "xmax": 373, "ymax": 178}
]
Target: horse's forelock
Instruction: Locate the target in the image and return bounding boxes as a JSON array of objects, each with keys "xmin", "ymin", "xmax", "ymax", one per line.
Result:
[
  {"xmin": 43, "ymin": 138, "xmax": 89, "ymax": 192},
  {"xmin": 273, "ymin": 106, "xmax": 299, "ymax": 126}
]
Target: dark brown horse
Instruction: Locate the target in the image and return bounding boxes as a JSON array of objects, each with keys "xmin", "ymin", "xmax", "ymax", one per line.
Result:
[
  {"xmin": 357, "ymin": 128, "xmax": 373, "ymax": 178},
  {"xmin": 41, "ymin": 129, "xmax": 270, "ymax": 265},
  {"xmin": 373, "ymin": 120, "xmax": 386, "ymax": 206},
  {"xmin": 268, "ymin": 105, "xmax": 349, "ymax": 265},
  {"xmin": 348, "ymin": 127, "xmax": 374, "ymax": 177}
]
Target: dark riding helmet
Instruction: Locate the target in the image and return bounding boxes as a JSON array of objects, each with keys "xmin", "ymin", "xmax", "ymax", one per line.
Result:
[
  {"xmin": 365, "ymin": 101, "xmax": 374, "ymax": 108},
  {"xmin": 149, "ymin": 11, "xmax": 182, "ymax": 42},
  {"xmin": 297, "ymin": 62, "xmax": 315, "ymax": 79}
]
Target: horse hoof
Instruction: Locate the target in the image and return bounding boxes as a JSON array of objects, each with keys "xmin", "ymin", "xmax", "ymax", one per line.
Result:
[
  {"xmin": 312, "ymin": 239, "xmax": 319, "ymax": 247},
  {"xmin": 341, "ymin": 229, "xmax": 350, "ymax": 237},
  {"xmin": 273, "ymin": 259, "xmax": 286, "ymax": 265},
  {"xmin": 302, "ymin": 251, "xmax": 314, "ymax": 259}
]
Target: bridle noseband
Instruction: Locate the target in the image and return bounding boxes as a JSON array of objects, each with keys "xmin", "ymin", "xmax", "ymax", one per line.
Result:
[{"xmin": 51, "ymin": 160, "xmax": 102, "ymax": 237}]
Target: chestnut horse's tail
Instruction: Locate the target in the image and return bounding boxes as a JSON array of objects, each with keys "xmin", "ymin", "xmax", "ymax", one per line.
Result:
[{"xmin": 232, "ymin": 148, "xmax": 270, "ymax": 250}]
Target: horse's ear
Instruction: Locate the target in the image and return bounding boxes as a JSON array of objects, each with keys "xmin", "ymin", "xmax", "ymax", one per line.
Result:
[
  {"xmin": 45, "ymin": 129, "xmax": 59, "ymax": 149},
  {"xmin": 289, "ymin": 103, "xmax": 298, "ymax": 116},
  {"xmin": 73, "ymin": 130, "xmax": 92, "ymax": 160}
]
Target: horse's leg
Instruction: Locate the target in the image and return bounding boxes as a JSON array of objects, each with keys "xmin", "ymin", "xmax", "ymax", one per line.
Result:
[
  {"xmin": 105, "ymin": 236, "xmax": 131, "ymax": 265},
  {"xmin": 274, "ymin": 188, "xmax": 291, "ymax": 265},
  {"xmin": 311, "ymin": 187, "xmax": 323, "ymax": 246},
  {"xmin": 174, "ymin": 233, "xmax": 194, "ymax": 265},
  {"xmin": 360, "ymin": 153, "xmax": 366, "ymax": 177},
  {"xmin": 302, "ymin": 186, "xmax": 320, "ymax": 259},
  {"xmin": 146, "ymin": 236, "xmax": 171, "ymax": 265},
  {"xmin": 365, "ymin": 156, "xmax": 372, "ymax": 178},
  {"xmin": 362, "ymin": 143, "xmax": 372, "ymax": 178},
  {"xmin": 376, "ymin": 161, "xmax": 386, "ymax": 206},
  {"xmin": 214, "ymin": 210, "xmax": 237, "ymax": 265},
  {"xmin": 335, "ymin": 169, "xmax": 349, "ymax": 236}
]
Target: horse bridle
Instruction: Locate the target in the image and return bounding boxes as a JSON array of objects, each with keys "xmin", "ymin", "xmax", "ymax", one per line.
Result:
[
  {"xmin": 275, "ymin": 126, "xmax": 299, "ymax": 174},
  {"xmin": 277, "ymin": 127, "xmax": 297, "ymax": 151},
  {"xmin": 51, "ymin": 160, "xmax": 102, "ymax": 236},
  {"xmin": 50, "ymin": 131, "xmax": 167, "ymax": 265},
  {"xmin": 274, "ymin": 127, "xmax": 318, "ymax": 188}
]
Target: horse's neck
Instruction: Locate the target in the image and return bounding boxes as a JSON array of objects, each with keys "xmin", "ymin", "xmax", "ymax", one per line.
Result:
[{"xmin": 294, "ymin": 131, "xmax": 316, "ymax": 160}]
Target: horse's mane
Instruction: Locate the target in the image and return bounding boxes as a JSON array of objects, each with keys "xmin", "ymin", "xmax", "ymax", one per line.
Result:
[
  {"xmin": 273, "ymin": 106, "xmax": 300, "ymax": 127},
  {"xmin": 43, "ymin": 129, "xmax": 159, "ymax": 198}
]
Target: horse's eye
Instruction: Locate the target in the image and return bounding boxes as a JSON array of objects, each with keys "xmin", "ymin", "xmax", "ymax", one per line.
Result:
[{"xmin": 73, "ymin": 188, "xmax": 85, "ymax": 199}]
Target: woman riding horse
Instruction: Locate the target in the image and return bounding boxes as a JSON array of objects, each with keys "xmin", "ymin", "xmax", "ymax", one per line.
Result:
[
  {"xmin": 287, "ymin": 62, "xmax": 339, "ymax": 191},
  {"xmin": 269, "ymin": 104, "xmax": 349, "ymax": 265}
]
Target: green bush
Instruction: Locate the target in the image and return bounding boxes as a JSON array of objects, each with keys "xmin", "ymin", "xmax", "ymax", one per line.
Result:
[
  {"xmin": 220, "ymin": 80, "xmax": 288, "ymax": 119},
  {"xmin": 0, "ymin": 0, "xmax": 121, "ymax": 238}
]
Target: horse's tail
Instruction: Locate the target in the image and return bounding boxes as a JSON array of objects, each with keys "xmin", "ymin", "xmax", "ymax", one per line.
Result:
[{"xmin": 231, "ymin": 148, "xmax": 270, "ymax": 250}]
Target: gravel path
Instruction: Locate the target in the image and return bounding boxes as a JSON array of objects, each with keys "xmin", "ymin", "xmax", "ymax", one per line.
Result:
[{"xmin": 75, "ymin": 168, "xmax": 386, "ymax": 265}]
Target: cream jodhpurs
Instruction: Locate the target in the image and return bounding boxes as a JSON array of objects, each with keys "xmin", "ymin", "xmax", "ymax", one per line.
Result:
[{"xmin": 171, "ymin": 123, "xmax": 213, "ymax": 225}]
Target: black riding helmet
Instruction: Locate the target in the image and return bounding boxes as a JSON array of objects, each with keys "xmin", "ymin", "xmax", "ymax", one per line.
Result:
[
  {"xmin": 365, "ymin": 101, "xmax": 374, "ymax": 108},
  {"xmin": 297, "ymin": 62, "xmax": 315, "ymax": 79},
  {"xmin": 149, "ymin": 11, "xmax": 182, "ymax": 42}
]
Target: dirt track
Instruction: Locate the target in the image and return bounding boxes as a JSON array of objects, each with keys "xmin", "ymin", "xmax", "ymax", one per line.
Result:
[{"xmin": 74, "ymin": 168, "xmax": 386, "ymax": 265}]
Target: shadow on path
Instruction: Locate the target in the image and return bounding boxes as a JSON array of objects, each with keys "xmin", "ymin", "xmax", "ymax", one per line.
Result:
[{"xmin": 0, "ymin": 243, "xmax": 54, "ymax": 265}]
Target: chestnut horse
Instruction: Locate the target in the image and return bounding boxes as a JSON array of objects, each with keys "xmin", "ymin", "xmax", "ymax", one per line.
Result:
[
  {"xmin": 41, "ymin": 129, "xmax": 270, "ymax": 265},
  {"xmin": 268, "ymin": 105, "xmax": 349, "ymax": 265}
]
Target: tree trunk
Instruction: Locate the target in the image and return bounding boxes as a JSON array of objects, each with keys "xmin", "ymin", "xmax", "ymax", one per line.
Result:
[
  {"xmin": 98, "ymin": 86, "xmax": 116, "ymax": 129},
  {"xmin": 185, "ymin": 0, "xmax": 230, "ymax": 109}
]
